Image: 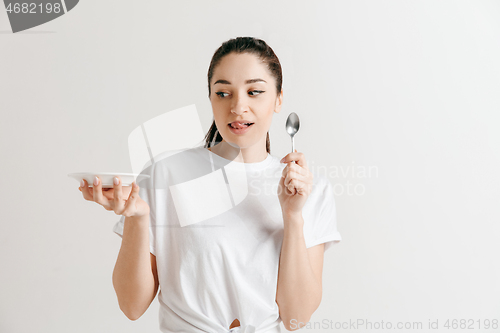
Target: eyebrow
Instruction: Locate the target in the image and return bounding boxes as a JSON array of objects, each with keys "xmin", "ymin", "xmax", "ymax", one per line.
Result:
[{"xmin": 214, "ymin": 78, "xmax": 267, "ymax": 85}]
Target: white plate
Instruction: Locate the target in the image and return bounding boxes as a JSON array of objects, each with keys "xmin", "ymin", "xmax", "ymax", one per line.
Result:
[{"xmin": 68, "ymin": 172, "xmax": 150, "ymax": 188}]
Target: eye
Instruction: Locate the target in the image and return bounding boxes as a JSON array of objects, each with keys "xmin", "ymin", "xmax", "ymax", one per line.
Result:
[
  {"xmin": 215, "ymin": 92, "xmax": 229, "ymax": 98},
  {"xmin": 249, "ymin": 90, "xmax": 264, "ymax": 96}
]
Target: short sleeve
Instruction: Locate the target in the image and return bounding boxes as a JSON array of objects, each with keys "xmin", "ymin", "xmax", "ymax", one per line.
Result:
[
  {"xmin": 112, "ymin": 164, "xmax": 157, "ymax": 256},
  {"xmin": 303, "ymin": 177, "xmax": 342, "ymax": 252}
]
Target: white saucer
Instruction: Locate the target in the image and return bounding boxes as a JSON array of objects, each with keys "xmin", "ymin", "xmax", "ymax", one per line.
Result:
[{"xmin": 68, "ymin": 172, "xmax": 150, "ymax": 188}]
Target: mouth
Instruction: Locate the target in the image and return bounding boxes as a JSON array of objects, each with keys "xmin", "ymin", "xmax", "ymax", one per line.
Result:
[
  {"xmin": 228, "ymin": 122, "xmax": 254, "ymax": 129},
  {"xmin": 227, "ymin": 122, "xmax": 255, "ymax": 134}
]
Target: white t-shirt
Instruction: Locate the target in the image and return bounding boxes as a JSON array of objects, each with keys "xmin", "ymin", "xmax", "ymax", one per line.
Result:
[{"xmin": 113, "ymin": 146, "xmax": 342, "ymax": 333}]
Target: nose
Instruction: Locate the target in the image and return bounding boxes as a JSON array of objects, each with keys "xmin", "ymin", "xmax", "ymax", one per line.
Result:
[{"xmin": 231, "ymin": 92, "xmax": 249, "ymax": 115}]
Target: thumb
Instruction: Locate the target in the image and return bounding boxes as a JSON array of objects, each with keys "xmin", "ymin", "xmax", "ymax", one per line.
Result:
[
  {"xmin": 128, "ymin": 182, "xmax": 140, "ymax": 202},
  {"xmin": 122, "ymin": 182, "xmax": 141, "ymax": 217}
]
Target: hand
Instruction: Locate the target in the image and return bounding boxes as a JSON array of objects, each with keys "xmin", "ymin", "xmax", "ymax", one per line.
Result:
[
  {"xmin": 79, "ymin": 176, "xmax": 150, "ymax": 218},
  {"xmin": 278, "ymin": 149, "xmax": 314, "ymax": 218}
]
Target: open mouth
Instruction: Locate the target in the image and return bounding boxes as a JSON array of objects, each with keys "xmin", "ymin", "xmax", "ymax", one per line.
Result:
[{"xmin": 228, "ymin": 122, "xmax": 254, "ymax": 129}]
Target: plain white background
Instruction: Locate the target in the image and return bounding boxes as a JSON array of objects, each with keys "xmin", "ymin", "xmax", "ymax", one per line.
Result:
[{"xmin": 1, "ymin": 1, "xmax": 499, "ymax": 332}]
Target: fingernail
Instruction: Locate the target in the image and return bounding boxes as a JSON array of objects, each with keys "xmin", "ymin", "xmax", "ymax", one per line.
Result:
[
  {"xmin": 280, "ymin": 157, "xmax": 285, "ymax": 163},
  {"xmin": 113, "ymin": 177, "xmax": 119, "ymax": 185},
  {"xmin": 80, "ymin": 179, "xmax": 85, "ymax": 187},
  {"xmin": 94, "ymin": 176, "xmax": 99, "ymax": 186}
]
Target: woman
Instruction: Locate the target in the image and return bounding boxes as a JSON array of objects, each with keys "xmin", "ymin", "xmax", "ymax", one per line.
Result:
[{"xmin": 79, "ymin": 37, "xmax": 341, "ymax": 332}]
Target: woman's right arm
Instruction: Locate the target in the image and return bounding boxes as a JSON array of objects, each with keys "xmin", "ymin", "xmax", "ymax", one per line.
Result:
[
  {"xmin": 79, "ymin": 176, "xmax": 158, "ymax": 320},
  {"xmin": 112, "ymin": 214, "xmax": 159, "ymax": 321}
]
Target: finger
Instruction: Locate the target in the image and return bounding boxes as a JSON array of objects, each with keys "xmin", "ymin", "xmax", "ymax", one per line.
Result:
[
  {"xmin": 288, "ymin": 170, "xmax": 313, "ymax": 194},
  {"xmin": 278, "ymin": 172, "xmax": 292, "ymax": 196},
  {"xmin": 278, "ymin": 172, "xmax": 285, "ymax": 192},
  {"xmin": 286, "ymin": 180, "xmax": 297, "ymax": 195},
  {"xmin": 292, "ymin": 148, "xmax": 298, "ymax": 165},
  {"xmin": 121, "ymin": 182, "xmax": 140, "ymax": 217},
  {"xmin": 113, "ymin": 176, "xmax": 125, "ymax": 214},
  {"xmin": 288, "ymin": 162, "xmax": 308, "ymax": 177},
  {"xmin": 280, "ymin": 153, "xmax": 293, "ymax": 164},
  {"xmin": 81, "ymin": 179, "xmax": 93, "ymax": 201},
  {"xmin": 285, "ymin": 168, "xmax": 304, "ymax": 185},
  {"xmin": 286, "ymin": 170, "xmax": 309, "ymax": 196},
  {"xmin": 290, "ymin": 179, "xmax": 307, "ymax": 195},
  {"xmin": 289, "ymin": 177, "xmax": 308, "ymax": 195},
  {"xmin": 92, "ymin": 176, "xmax": 111, "ymax": 210},
  {"xmin": 284, "ymin": 170, "xmax": 292, "ymax": 186},
  {"xmin": 102, "ymin": 188, "xmax": 115, "ymax": 199},
  {"xmin": 284, "ymin": 173, "xmax": 296, "ymax": 195},
  {"xmin": 281, "ymin": 163, "xmax": 289, "ymax": 178},
  {"xmin": 292, "ymin": 150, "xmax": 308, "ymax": 168},
  {"xmin": 280, "ymin": 149, "xmax": 307, "ymax": 167}
]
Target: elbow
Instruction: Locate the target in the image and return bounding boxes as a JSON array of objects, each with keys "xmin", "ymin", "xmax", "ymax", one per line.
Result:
[
  {"xmin": 280, "ymin": 308, "xmax": 314, "ymax": 331},
  {"xmin": 112, "ymin": 279, "xmax": 150, "ymax": 321},
  {"xmin": 282, "ymin": 315, "xmax": 312, "ymax": 331},
  {"xmin": 280, "ymin": 297, "xmax": 321, "ymax": 331},
  {"xmin": 125, "ymin": 313, "xmax": 140, "ymax": 322},
  {"xmin": 115, "ymin": 295, "xmax": 147, "ymax": 321},
  {"xmin": 114, "ymin": 294, "xmax": 144, "ymax": 321},
  {"xmin": 120, "ymin": 305, "xmax": 144, "ymax": 321}
]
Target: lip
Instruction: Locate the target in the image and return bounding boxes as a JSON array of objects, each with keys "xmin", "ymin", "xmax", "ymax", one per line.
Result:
[
  {"xmin": 228, "ymin": 123, "xmax": 254, "ymax": 135},
  {"xmin": 228, "ymin": 120, "xmax": 254, "ymax": 126}
]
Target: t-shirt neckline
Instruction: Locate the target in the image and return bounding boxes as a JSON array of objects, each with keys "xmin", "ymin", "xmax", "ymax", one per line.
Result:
[{"xmin": 200, "ymin": 146, "xmax": 274, "ymax": 171}]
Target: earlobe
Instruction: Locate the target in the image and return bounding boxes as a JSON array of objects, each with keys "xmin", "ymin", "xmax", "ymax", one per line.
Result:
[
  {"xmin": 274, "ymin": 103, "xmax": 282, "ymax": 114},
  {"xmin": 274, "ymin": 90, "xmax": 283, "ymax": 113}
]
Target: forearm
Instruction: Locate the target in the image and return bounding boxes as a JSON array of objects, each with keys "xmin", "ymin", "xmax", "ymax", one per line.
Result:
[
  {"xmin": 276, "ymin": 213, "xmax": 321, "ymax": 330},
  {"xmin": 112, "ymin": 214, "xmax": 156, "ymax": 320}
]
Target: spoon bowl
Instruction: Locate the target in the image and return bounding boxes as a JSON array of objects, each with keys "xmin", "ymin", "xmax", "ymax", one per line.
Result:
[{"xmin": 285, "ymin": 112, "xmax": 300, "ymax": 159}]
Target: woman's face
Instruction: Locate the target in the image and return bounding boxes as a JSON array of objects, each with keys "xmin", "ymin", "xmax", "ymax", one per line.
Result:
[{"xmin": 209, "ymin": 52, "xmax": 282, "ymax": 150}]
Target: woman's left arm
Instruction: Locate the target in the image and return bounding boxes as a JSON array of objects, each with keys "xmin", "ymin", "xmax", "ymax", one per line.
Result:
[
  {"xmin": 276, "ymin": 214, "xmax": 325, "ymax": 331},
  {"xmin": 276, "ymin": 151, "xmax": 324, "ymax": 331}
]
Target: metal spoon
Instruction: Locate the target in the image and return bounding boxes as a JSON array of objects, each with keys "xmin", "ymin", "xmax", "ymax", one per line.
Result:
[{"xmin": 285, "ymin": 112, "xmax": 300, "ymax": 162}]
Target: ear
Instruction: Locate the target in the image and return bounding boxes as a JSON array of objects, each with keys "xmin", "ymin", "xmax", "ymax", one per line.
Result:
[{"xmin": 274, "ymin": 90, "xmax": 283, "ymax": 114}]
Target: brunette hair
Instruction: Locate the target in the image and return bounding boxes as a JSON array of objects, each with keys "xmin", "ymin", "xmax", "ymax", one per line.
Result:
[{"xmin": 203, "ymin": 37, "xmax": 282, "ymax": 154}]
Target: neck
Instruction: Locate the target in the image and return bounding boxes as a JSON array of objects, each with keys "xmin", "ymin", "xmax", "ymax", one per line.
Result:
[{"xmin": 209, "ymin": 139, "xmax": 268, "ymax": 163}]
